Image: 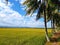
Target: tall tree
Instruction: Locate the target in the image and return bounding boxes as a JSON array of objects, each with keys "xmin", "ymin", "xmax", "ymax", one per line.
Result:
[
  {"xmin": 23, "ymin": 0, "xmax": 60, "ymax": 41},
  {"xmin": 23, "ymin": 0, "xmax": 50, "ymax": 42},
  {"xmin": 47, "ymin": 0, "xmax": 60, "ymax": 33}
]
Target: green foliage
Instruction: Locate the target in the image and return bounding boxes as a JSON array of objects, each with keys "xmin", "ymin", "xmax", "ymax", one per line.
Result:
[{"xmin": 51, "ymin": 0, "xmax": 60, "ymax": 6}]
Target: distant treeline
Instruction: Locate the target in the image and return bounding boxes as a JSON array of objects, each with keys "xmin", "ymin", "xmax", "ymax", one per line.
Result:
[{"xmin": 0, "ymin": 26, "xmax": 51, "ymax": 29}]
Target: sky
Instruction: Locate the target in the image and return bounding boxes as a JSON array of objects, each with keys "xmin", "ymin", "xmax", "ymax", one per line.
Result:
[{"xmin": 0, "ymin": 0, "xmax": 51, "ymax": 28}]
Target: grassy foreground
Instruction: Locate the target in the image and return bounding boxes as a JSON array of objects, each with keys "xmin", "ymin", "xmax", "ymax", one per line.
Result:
[{"xmin": 0, "ymin": 28, "xmax": 51, "ymax": 45}]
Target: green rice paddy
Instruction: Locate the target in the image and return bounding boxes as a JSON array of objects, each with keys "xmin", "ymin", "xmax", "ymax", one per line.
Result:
[{"xmin": 0, "ymin": 28, "xmax": 51, "ymax": 45}]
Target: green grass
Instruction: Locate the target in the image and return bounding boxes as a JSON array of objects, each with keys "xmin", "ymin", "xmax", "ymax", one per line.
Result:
[{"xmin": 0, "ymin": 28, "xmax": 51, "ymax": 45}]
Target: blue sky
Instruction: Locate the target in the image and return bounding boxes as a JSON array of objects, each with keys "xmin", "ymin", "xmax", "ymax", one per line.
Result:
[{"xmin": 0, "ymin": 0, "xmax": 51, "ymax": 28}]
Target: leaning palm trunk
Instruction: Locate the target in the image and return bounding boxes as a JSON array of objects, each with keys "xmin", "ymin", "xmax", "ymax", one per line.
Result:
[
  {"xmin": 44, "ymin": 4, "xmax": 50, "ymax": 42},
  {"xmin": 44, "ymin": 14, "xmax": 50, "ymax": 42}
]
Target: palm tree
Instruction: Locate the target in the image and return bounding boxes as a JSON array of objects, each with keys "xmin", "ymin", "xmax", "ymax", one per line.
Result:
[
  {"xmin": 47, "ymin": 13, "xmax": 60, "ymax": 33},
  {"xmin": 54, "ymin": 13, "xmax": 60, "ymax": 31},
  {"xmin": 23, "ymin": 0, "xmax": 50, "ymax": 42},
  {"xmin": 47, "ymin": 13, "xmax": 60, "ymax": 35},
  {"xmin": 47, "ymin": 4, "xmax": 56, "ymax": 33},
  {"xmin": 23, "ymin": 0, "xmax": 60, "ymax": 42},
  {"xmin": 47, "ymin": 0, "xmax": 60, "ymax": 33}
]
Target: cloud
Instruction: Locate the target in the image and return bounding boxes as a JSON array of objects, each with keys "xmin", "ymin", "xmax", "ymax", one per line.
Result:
[
  {"xmin": 0, "ymin": 0, "xmax": 51, "ymax": 28},
  {"xmin": 19, "ymin": 0, "xmax": 26, "ymax": 4},
  {"xmin": 18, "ymin": 0, "xmax": 26, "ymax": 11}
]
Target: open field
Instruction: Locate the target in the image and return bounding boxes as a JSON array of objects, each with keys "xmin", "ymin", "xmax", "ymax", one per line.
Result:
[{"xmin": 0, "ymin": 28, "xmax": 52, "ymax": 45}]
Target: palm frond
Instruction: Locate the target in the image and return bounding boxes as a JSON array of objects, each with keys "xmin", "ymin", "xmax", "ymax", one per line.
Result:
[
  {"xmin": 36, "ymin": 4, "xmax": 44, "ymax": 20},
  {"xmin": 24, "ymin": 0, "xmax": 39, "ymax": 15},
  {"xmin": 23, "ymin": 0, "xmax": 31, "ymax": 5},
  {"xmin": 50, "ymin": 0, "xmax": 60, "ymax": 7}
]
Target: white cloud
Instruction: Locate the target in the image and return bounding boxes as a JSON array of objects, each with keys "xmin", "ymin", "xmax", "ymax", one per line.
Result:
[
  {"xmin": 20, "ymin": 0, "xmax": 26, "ymax": 4},
  {"xmin": 19, "ymin": 0, "xmax": 26, "ymax": 10},
  {"xmin": 0, "ymin": 0, "xmax": 51, "ymax": 28}
]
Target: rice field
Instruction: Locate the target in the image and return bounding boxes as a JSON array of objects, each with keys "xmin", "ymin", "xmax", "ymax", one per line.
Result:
[{"xmin": 0, "ymin": 28, "xmax": 52, "ymax": 45}]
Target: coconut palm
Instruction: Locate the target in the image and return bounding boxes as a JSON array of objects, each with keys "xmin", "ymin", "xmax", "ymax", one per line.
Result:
[
  {"xmin": 53, "ymin": 13, "xmax": 60, "ymax": 31},
  {"xmin": 47, "ymin": 4, "xmax": 56, "ymax": 33},
  {"xmin": 47, "ymin": 0, "xmax": 60, "ymax": 31},
  {"xmin": 23, "ymin": 0, "xmax": 60, "ymax": 41},
  {"xmin": 47, "ymin": 1, "xmax": 60, "ymax": 33},
  {"xmin": 23, "ymin": 0, "xmax": 50, "ymax": 42}
]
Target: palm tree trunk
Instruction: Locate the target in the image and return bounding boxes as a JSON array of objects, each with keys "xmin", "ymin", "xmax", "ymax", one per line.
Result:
[
  {"xmin": 44, "ymin": 4, "xmax": 50, "ymax": 42},
  {"xmin": 51, "ymin": 17, "xmax": 53, "ymax": 34},
  {"xmin": 52, "ymin": 17, "xmax": 56, "ymax": 33},
  {"xmin": 51, "ymin": 16, "xmax": 55, "ymax": 34},
  {"xmin": 51, "ymin": 15, "xmax": 57, "ymax": 34}
]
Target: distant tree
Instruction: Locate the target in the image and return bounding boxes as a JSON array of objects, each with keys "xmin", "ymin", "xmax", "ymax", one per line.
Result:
[{"xmin": 47, "ymin": 0, "xmax": 60, "ymax": 33}]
